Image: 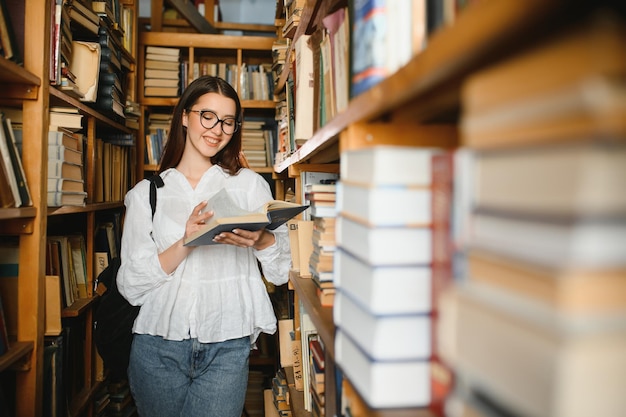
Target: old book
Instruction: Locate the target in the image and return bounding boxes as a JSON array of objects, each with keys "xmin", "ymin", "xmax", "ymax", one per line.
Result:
[
  {"xmin": 48, "ymin": 129, "xmax": 81, "ymax": 151},
  {"xmin": 145, "ymin": 53, "xmax": 179, "ymax": 62},
  {"xmin": 467, "ymin": 249, "xmax": 626, "ymax": 314},
  {"xmin": 44, "ymin": 275, "xmax": 62, "ymax": 336},
  {"xmin": 48, "ymin": 160, "xmax": 83, "ymax": 182},
  {"xmin": 183, "ymin": 188, "xmax": 308, "ymax": 246},
  {"xmin": 2, "ymin": 117, "xmax": 30, "ymax": 206},
  {"xmin": 441, "ymin": 282, "xmax": 626, "ymax": 417},
  {"xmin": 70, "ymin": 41, "xmax": 101, "ymax": 102},
  {"xmin": 145, "ymin": 45, "xmax": 180, "ymax": 56},
  {"xmin": 49, "ymin": 109, "xmax": 83, "ymax": 130},
  {"xmin": 144, "ymin": 86, "xmax": 179, "ymax": 97},
  {"xmin": 47, "ymin": 178, "xmax": 84, "ymax": 193},
  {"xmin": 335, "ymin": 328, "xmax": 430, "ymax": 408},
  {"xmin": 470, "ymin": 141, "xmax": 626, "ymax": 217},
  {"xmin": 0, "ymin": 154, "xmax": 15, "ymax": 207},
  {"xmin": 48, "ymin": 144, "xmax": 82, "ymax": 166},
  {"xmin": 144, "ymin": 77, "xmax": 179, "ymax": 87},
  {"xmin": 293, "ymin": 34, "xmax": 315, "ymax": 143},
  {"xmin": 144, "ymin": 68, "xmax": 180, "ymax": 80},
  {"xmin": 145, "ymin": 59, "xmax": 180, "ymax": 71},
  {"xmin": 47, "ymin": 191, "xmax": 87, "ymax": 207},
  {"xmin": 68, "ymin": 235, "xmax": 88, "ymax": 298},
  {"xmin": 334, "ymin": 290, "xmax": 431, "ymax": 360},
  {"xmin": 0, "ymin": 117, "xmax": 21, "ymax": 206},
  {"xmin": 334, "ymin": 248, "xmax": 432, "ymax": 315}
]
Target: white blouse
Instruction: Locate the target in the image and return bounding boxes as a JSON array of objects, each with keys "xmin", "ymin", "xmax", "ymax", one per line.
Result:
[{"xmin": 117, "ymin": 166, "xmax": 291, "ymax": 344}]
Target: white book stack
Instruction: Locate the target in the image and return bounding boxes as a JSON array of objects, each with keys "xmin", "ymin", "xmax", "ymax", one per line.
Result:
[
  {"xmin": 144, "ymin": 46, "xmax": 181, "ymax": 97},
  {"xmin": 333, "ymin": 145, "xmax": 454, "ymax": 409}
]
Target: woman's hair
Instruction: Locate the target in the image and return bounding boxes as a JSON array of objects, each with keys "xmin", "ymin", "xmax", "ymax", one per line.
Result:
[{"xmin": 158, "ymin": 76, "xmax": 244, "ymax": 176}]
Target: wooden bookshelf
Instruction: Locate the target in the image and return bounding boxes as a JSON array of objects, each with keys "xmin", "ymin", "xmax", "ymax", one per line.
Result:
[{"xmin": 0, "ymin": 1, "xmax": 140, "ymax": 415}]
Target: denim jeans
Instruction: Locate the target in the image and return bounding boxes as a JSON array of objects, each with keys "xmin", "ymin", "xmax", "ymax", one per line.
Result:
[{"xmin": 128, "ymin": 334, "xmax": 250, "ymax": 417}]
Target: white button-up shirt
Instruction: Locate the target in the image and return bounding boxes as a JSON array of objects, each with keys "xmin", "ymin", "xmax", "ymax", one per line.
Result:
[{"xmin": 117, "ymin": 166, "xmax": 291, "ymax": 344}]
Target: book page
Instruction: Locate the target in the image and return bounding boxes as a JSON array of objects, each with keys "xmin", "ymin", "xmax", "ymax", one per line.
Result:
[{"xmin": 203, "ymin": 188, "xmax": 253, "ymax": 218}]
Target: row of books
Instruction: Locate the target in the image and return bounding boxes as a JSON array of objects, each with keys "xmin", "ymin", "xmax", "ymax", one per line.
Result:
[
  {"xmin": 0, "ymin": 111, "xmax": 30, "ymax": 208},
  {"xmin": 333, "ymin": 145, "xmax": 454, "ymax": 410},
  {"xmin": 437, "ymin": 12, "xmax": 626, "ymax": 417}
]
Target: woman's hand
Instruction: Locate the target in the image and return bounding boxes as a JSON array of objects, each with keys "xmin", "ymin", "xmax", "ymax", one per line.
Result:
[
  {"xmin": 184, "ymin": 201, "xmax": 214, "ymax": 241},
  {"xmin": 213, "ymin": 228, "xmax": 275, "ymax": 250}
]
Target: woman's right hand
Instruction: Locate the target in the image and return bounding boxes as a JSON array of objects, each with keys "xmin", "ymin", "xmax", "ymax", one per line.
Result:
[{"xmin": 184, "ymin": 201, "xmax": 214, "ymax": 241}]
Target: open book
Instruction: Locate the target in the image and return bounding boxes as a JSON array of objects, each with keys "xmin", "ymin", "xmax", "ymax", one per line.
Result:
[{"xmin": 183, "ymin": 188, "xmax": 309, "ymax": 246}]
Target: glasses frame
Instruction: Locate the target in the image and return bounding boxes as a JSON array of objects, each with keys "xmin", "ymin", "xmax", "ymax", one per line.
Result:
[{"xmin": 188, "ymin": 109, "xmax": 241, "ymax": 135}]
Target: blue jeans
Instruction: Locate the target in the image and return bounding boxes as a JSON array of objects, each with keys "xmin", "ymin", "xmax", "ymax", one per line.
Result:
[{"xmin": 128, "ymin": 334, "xmax": 250, "ymax": 417}]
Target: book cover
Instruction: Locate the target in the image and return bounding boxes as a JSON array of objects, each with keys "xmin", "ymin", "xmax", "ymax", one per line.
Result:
[
  {"xmin": 69, "ymin": 41, "xmax": 101, "ymax": 102},
  {"xmin": 183, "ymin": 188, "xmax": 308, "ymax": 246}
]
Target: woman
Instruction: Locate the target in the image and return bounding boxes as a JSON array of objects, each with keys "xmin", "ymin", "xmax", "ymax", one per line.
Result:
[{"xmin": 117, "ymin": 76, "xmax": 291, "ymax": 417}]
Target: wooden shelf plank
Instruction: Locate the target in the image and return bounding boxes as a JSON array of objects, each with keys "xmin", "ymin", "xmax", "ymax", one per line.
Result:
[{"xmin": 0, "ymin": 341, "xmax": 34, "ymax": 372}]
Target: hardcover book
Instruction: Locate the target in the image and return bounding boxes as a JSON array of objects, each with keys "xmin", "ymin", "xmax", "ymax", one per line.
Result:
[{"xmin": 183, "ymin": 188, "xmax": 308, "ymax": 246}]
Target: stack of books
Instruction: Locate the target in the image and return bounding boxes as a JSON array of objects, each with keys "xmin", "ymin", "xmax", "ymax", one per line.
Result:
[
  {"xmin": 306, "ymin": 182, "xmax": 337, "ymax": 307},
  {"xmin": 93, "ymin": 22, "xmax": 126, "ymax": 121},
  {"xmin": 48, "ymin": 108, "xmax": 86, "ymax": 207},
  {"xmin": 241, "ymin": 119, "xmax": 270, "ymax": 169},
  {"xmin": 144, "ymin": 45, "xmax": 181, "ymax": 97},
  {"xmin": 334, "ymin": 145, "xmax": 454, "ymax": 409},
  {"xmin": 439, "ymin": 13, "xmax": 626, "ymax": 417}
]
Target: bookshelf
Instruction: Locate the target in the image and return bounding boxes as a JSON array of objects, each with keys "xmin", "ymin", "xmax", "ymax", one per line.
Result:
[
  {"xmin": 273, "ymin": 0, "xmax": 625, "ymax": 416},
  {"xmin": 0, "ymin": 0, "xmax": 139, "ymax": 416},
  {"xmin": 137, "ymin": 31, "xmax": 277, "ymax": 176}
]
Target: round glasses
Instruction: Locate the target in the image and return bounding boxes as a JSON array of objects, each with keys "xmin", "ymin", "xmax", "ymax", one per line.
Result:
[{"xmin": 188, "ymin": 110, "xmax": 240, "ymax": 135}]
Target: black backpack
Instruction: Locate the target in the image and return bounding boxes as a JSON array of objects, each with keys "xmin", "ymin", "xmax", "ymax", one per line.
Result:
[{"xmin": 94, "ymin": 174, "xmax": 163, "ymax": 381}]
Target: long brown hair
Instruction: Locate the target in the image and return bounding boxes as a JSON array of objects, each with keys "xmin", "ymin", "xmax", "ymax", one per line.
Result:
[{"xmin": 158, "ymin": 76, "xmax": 244, "ymax": 175}]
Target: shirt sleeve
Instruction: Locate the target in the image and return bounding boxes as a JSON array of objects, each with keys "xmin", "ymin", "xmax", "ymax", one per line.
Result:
[{"xmin": 116, "ymin": 179, "xmax": 174, "ymax": 306}]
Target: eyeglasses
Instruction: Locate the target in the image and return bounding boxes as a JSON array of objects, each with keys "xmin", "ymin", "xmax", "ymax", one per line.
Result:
[{"xmin": 188, "ymin": 110, "xmax": 240, "ymax": 135}]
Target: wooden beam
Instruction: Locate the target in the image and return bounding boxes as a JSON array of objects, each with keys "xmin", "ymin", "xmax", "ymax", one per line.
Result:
[{"xmin": 166, "ymin": 0, "xmax": 217, "ymax": 33}]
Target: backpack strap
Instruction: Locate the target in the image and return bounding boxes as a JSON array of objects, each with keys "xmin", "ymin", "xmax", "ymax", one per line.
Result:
[{"xmin": 147, "ymin": 174, "xmax": 164, "ymax": 219}]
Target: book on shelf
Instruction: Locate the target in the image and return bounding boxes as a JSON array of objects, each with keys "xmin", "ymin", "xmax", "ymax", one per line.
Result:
[
  {"xmin": 334, "ymin": 290, "xmax": 431, "ymax": 361},
  {"xmin": 469, "ymin": 140, "xmax": 626, "ymax": 218},
  {"xmin": 469, "ymin": 210, "xmax": 626, "ymax": 269},
  {"xmin": 144, "ymin": 68, "xmax": 180, "ymax": 80},
  {"xmin": 1, "ymin": 116, "xmax": 31, "ymax": 206},
  {"xmin": 335, "ymin": 328, "xmax": 431, "ymax": 408},
  {"xmin": 461, "ymin": 12, "xmax": 626, "ymax": 148},
  {"xmin": 337, "ymin": 180, "xmax": 433, "ymax": 227},
  {"xmin": 144, "ymin": 86, "xmax": 179, "ymax": 97},
  {"xmin": 48, "ymin": 144, "xmax": 83, "ymax": 166},
  {"xmin": 48, "ymin": 129, "xmax": 82, "ymax": 151},
  {"xmin": 69, "ymin": 40, "xmax": 101, "ymax": 102},
  {"xmin": 48, "ymin": 160, "xmax": 83, "ymax": 185},
  {"xmin": 145, "ymin": 59, "xmax": 180, "ymax": 71},
  {"xmin": 144, "ymin": 77, "xmax": 179, "ymax": 88},
  {"xmin": 334, "ymin": 248, "xmax": 432, "ymax": 315},
  {"xmin": 0, "ymin": 117, "xmax": 22, "ymax": 207},
  {"xmin": 47, "ymin": 236, "xmax": 78, "ymax": 307},
  {"xmin": 0, "ymin": 155, "xmax": 16, "ymax": 208},
  {"xmin": 467, "ymin": 249, "xmax": 626, "ymax": 314},
  {"xmin": 49, "ymin": 110, "xmax": 84, "ymax": 131},
  {"xmin": 439, "ymin": 282, "xmax": 626, "ymax": 417},
  {"xmin": 350, "ymin": 0, "xmax": 387, "ymax": 97},
  {"xmin": 340, "ymin": 145, "xmax": 442, "ymax": 186},
  {"xmin": 67, "ymin": 1, "xmax": 100, "ymax": 35},
  {"xmin": 44, "ymin": 275, "xmax": 62, "ymax": 338},
  {"xmin": 0, "ymin": 0, "xmax": 22, "ymax": 64},
  {"xmin": 145, "ymin": 45, "xmax": 180, "ymax": 56},
  {"xmin": 145, "ymin": 52, "xmax": 179, "ymax": 62},
  {"xmin": 183, "ymin": 188, "xmax": 308, "ymax": 246},
  {"xmin": 297, "ymin": 220, "xmax": 314, "ymax": 278},
  {"xmin": 293, "ymin": 34, "xmax": 315, "ymax": 143},
  {"xmin": 47, "ymin": 191, "xmax": 87, "ymax": 207},
  {"xmin": 336, "ymin": 215, "xmax": 432, "ymax": 266}
]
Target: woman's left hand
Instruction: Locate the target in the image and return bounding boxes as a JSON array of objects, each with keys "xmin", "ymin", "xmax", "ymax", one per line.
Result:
[{"xmin": 213, "ymin": 228, "xmax": 275, "ymax": 250}]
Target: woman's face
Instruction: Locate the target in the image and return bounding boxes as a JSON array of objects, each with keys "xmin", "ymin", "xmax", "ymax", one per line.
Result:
[{"xmin": 182, "ymin": 92, "xmax": 237, "ymax": 159}]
